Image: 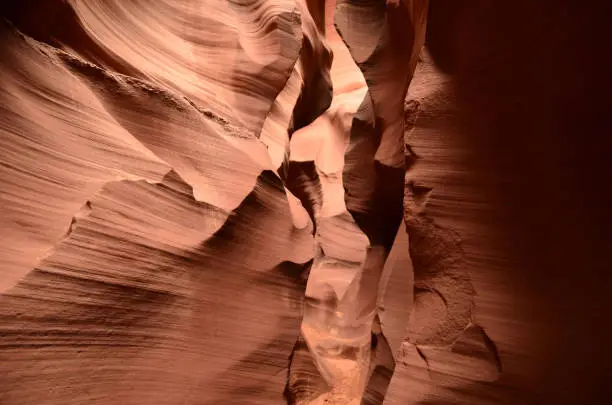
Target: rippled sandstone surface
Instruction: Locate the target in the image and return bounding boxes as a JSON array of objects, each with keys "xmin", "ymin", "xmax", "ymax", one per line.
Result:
[{"xmin": 1, "ymin": 1, "xmax": 611, "ymax": 405}]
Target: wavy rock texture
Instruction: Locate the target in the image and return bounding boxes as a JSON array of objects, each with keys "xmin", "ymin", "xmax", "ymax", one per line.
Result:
[
  {"xmin": 283, "ymin": 2, "xmax": 428, "ymax": 404},
  {"xmin": 0, "ymin": 1, "xmax": 313, "ymax": 403},
  {"xmin": 0, "ymin": 0, "xmax": 420, "ymax": 402},
  {"xmin": 2, "ymin": 0, "xmax": 611, "ymax": 405}
]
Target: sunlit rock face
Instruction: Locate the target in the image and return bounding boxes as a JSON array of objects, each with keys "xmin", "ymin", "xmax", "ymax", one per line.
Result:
[{"xmin": 1, "ymin": 1, "xmax": 611, "ymax": 405}]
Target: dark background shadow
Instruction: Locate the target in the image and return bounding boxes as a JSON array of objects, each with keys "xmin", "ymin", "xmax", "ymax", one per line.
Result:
[{"xmin": 425, "ymin": 1, "xmax": 612, "ymax": 404}]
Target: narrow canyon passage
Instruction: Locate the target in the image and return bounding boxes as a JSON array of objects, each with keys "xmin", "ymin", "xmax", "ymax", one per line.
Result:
[{"xmin": 281, "ymin": 1, "xmax": 429, "ymax": 403}]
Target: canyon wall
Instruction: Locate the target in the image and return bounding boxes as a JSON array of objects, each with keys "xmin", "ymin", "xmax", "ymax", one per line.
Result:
[{"xmin": 1, "ymin": 1, "xmax": 611, "ymax": 404}]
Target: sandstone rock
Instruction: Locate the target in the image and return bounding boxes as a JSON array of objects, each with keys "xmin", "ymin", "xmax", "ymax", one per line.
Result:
[{"xmin": 1, "ymin": 1, "xmax": 611, "ymax": 404}]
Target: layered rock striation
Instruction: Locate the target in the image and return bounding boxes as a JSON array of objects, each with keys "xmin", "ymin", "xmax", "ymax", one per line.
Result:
[{"xmin": 2, "ymin": 1, "xmax": 611, "ymax": 405}]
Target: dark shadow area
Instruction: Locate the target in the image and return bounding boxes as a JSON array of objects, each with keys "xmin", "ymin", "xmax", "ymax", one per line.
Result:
[{"xmin": 424, "ymin": 1, "xmax": 612, "ymax": 404}]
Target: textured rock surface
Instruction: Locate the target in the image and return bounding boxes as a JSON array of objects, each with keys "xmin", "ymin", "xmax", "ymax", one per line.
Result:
[
  {"xmin": 1, "ymin": 0, "xmax": 611, "ymax": 404},
  {"xmin": 1, "ymin": 2, "xmax": 312, "ymax": 403},
  {"xmin": 388, "ymin": 1, "xmax": 612, "ymax": 404}
]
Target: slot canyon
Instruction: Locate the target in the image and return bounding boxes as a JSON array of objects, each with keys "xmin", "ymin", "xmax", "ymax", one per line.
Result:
[{"xmin": 0, "ymin": 1, "xmax": 610, "ymax": 404}]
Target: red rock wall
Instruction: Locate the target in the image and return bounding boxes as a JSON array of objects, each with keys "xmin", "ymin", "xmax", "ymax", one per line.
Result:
[{"xmin": 1, "ymin": 1, "xmax": 611, "ymax": 404}]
